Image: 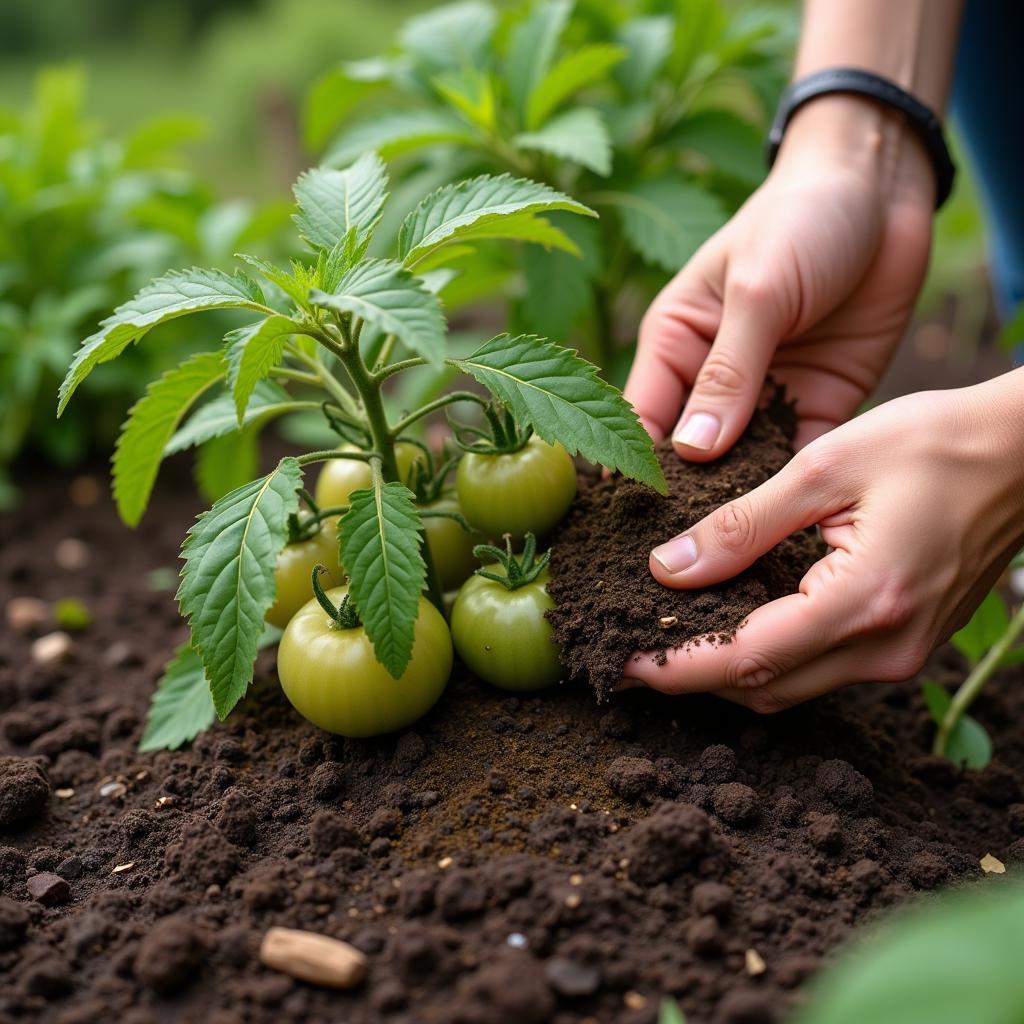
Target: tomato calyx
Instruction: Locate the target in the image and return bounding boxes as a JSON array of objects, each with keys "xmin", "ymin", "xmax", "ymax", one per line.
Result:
[
  {"xmin": 450, "ymin": 402, "xmax": 533, "ymax": 456},
  {"xmin": 472, "ymin": 532, "xmax": 550, "ymax": 591},
  {"xmin": 311, "ymin": 564, "xmax": 360, "ymax": 630}
]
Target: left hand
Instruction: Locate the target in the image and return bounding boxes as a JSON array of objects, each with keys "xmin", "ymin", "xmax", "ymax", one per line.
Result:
[{"xmin": 620, "ymin": 374, "xmax": 1024, "ymax": 712}]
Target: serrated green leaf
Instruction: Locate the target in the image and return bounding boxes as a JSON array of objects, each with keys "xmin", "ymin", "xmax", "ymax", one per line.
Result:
[
  {"xmin": 515, "ymin": 107, "xmax": 613, "ymax": 176},
  {"xmin": 325, "ymin": 110, "xmax": 479, "ymax": 169},
  {"xmin": 178, "ymin": 459, "xmax": 303, "ymax": 720},
  {"xmin": 293, "ymin": 153, "xmax": 389, "ymax": 252},
  {"xmin": 526, "ymin": 43, "xmax": 627, "ymax": 129},
  {"xmin": 671, "ymin": 109, "xmax": 764, "ymax": 185},
  {"xmin": 505, "ymin": 0, "xmax": 573, "ymax": 124},
  {"xmin": 432, "ymin": 69, "xmax": 496, "ymax": 131},
  {"xmin": 602, "ymin": 178, "xmax": 727, "ymax": 272},
  {"xmin": 226, "ymin": 316, "xmax": 301, "ymax": 422},
  {"xmin": 195, "ymin": 426, "xmax": 260, "ymax": 504},
  {"xmin": 302, "ymin": 58, "xmax": 395, "ymax": 150},
  {"xmin": 415, "ymin": 211, "xmax": 581, "ymax": 269},
  {"xmin": 952, "ymin": 590, "xmax": 1009, "ymax": 666},
  {"xmin": 311, "ymin": 259, "xmax": 446, "ymax": 369},
  {"xmin": 58, "ymin": 268, "xmax": 270, "ymax": 415},
  {"xmin": 139, "ymin": 626, "xmax": 281, "ymax": 753},
  {"xmin": 453, "ymin": 335, "xmax": 666, "ymax": 493},
  {"xmin": 400, "ymin": 1, "xmax": 497, "ymax": 73},
  {"xmin": 399, "ymin": 173, "xmax": 595, "ymax": 268},
  {"xmin": 236, "ymin": 254, "xmax": 311, "ymax": 309},
  {"xmin": 113, "ymin": 351, "xmax": 227, "ymax": 528},
  {"xmin": 166, "ymin": 380, "xmax": 292, "ymax": 455},
  {"xmin": 517, "ymin": 244, "xmax": 592, "ymax": 341},
  {"xmin": 616, "ymin": 16, "xmax": 673, "ymax": 97},
  {"xmin": 795, "ymin": 883, "xmax": 1024, "ymax": 1024},
  {"xmin": 339, "ymin": 480, "xmax": 426, "ymax": 678}
]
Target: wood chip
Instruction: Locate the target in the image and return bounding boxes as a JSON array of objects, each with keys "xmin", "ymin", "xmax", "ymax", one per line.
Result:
[
  {"xmin": 569, "ymin": 874, "xmax": 584, "ymax": 886},
  {"xmin": 99, "ymin": 781, "xmax": 127, "ymax": 799},
  {"xmin": 437, "ymin": 856, "xmax": 453, "ymax": 869},
  {"xmin": 31, "ymin": 632, "xmax": 74, "ymax": 665},
  {"xmin": 112, "ymin": 862, "xmax": 135, "ymax": 874},
  {"xmin": 260, "ymin": 927, "xmax": 367, "ymax": 989},
  {"xmin": 55, "ymin": 788, "xmax": 75, "ymax": 799},
  {"xmin": 564, "ymin": 893, "xmax": 581, "ymax": 909},
  {"xmin": 980, "ymin": 853, "xmax": 1006, "ymax": 874},
  {"xmin": 745, "ymin": 948, "xmax": 767, "ymax": 976},
  {"xmin": 623, "ymin": 992, "xmax": 647, "ymax": 1010},
  {"xmin": 658, "ymin": 615, "xmax": 678, "ymax": 629},
  {"xmin": 155, "ymin": 796, "xmax": 175, "ymax": 808}
]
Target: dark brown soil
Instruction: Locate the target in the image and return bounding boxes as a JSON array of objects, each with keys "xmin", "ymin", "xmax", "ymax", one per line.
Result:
[
  {"xmin": 547, "ymin": 396, "xmax": 822, "ymax": 697},
  {"xmin": 2, "ymin": 464, "xmax": 1024, "ymax": 1024}
]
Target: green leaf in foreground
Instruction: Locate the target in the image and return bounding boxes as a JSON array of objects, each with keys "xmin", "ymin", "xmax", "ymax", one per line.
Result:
[
  {"xmin": 515, "ymin": 108, "xmax": 613, "ymax": 176},
  {"xmin": 113, "ymin": 350, "xmax": 227, "ymax": 528},
  {"xmin": 398, "ymin": 173, "xmax": 596, "ymax": 268},
  {"xmin": 453, "ymin": 335, "xmax": 666, "ymax": 494},
  {"xmin": 311, "ymin": 259, "xmax": 446, "ymax": 369},
  {"xmin": 339, "ymin": 480, "xmax": 425, "ymax": 679},
  {"xmin": 177, "ymin": 459, "xmax": 302, "ymax": 719},
  {"xmin": 140, "ymin": 625, "xmax": 281, "ymax": 753},
  {"xmin": 58, "ymin": 268, "xmax": 270, "ymax": 414},
  {"xmin": 226, "ymin": 315, "xmax": 301, "ymax": 422},
  {"xmin": 165, "ymin": 380, "xmax": 292, "ymax": 455},
  {"xmin": 292, "ymin": 153, "xmax": 389, "ymax": 251},
  {"xmin": 795, "ymin": 883, "xmax": 1024, "ymax": 1024},
  {"xmin": 920, "ymin": 679, "xmax": 993, "ymax": 770}
]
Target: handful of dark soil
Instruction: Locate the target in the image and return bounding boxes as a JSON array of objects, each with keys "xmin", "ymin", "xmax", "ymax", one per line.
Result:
[{"xmin": 547, "ymin": 392, "xmax": 823, "ymax": 697}]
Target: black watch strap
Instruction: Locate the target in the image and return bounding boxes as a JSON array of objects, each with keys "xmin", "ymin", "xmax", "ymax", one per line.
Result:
[{"xmin": 765, "ymin": 67, "xmax": 956, "ymax": 209}]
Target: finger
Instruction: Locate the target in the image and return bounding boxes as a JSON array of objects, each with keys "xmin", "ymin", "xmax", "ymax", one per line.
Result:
[
  {"xmin": 623, "ymin": 555, "xmax": 868, "ymax": 694},
  {"xmin": 671, "ymin": 276, "xmax": 789, "ymax": 462},
  {"xmin": 649, "ymin": 445, "xmax": 849, "ymax": 587},
  {"xmin": 625, "ymin": 263, "xmax": 722, "ymax": 443}
]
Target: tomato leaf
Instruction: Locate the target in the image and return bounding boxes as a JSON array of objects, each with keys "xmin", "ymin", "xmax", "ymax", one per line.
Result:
[
  {"xmin": 58, "ymin": 268, "xmax": 270, "ymax": 415},
  {"xmin": 399, "ymin": 1, "xmax": 496, "ymax": 73},
  {"xmin": 325, "ymin": 110, "xmax": 479, "ymax": 169},
  {"xmin": 310, "ymin": 259, "xmax": 446, "ymax": 369},
  {"xmin": 921, "ymin": 679, "xmax": 993, "ymax": 771},
  {"xmin": 603, "ymin": 178, "xmax": 727, "ymax": 272},
  {"xmin": 453, "ymin": 335, "xmax": 667, "ymax": 494},
  {"xmin": 616, "ymin": 16, "xmax": 673, "ymax": 98},
  {"xmin": 292, "ymin": 153, "xmax": 389, "ymax": 252},
  {"xmin": 165, "ymin": 380, "xmax": 292, "ymax": 455},
  {"xmin": 178, "ymin": 458, "xmax": 303, "ymax": 719},
  {"xmin": 226, "ymin": 315, "xmax": 301, "ymax": 423},
  {"xmin": 235, "ymin": 254, "xmax": 313, "ymax": 309},
  {"xmin": 515, "ymin": 108, "xmax": 613, "ymax": 176},
  {"xmin": 794, "ymin": 883, "xmax": 1024, "ymax": 1024},
  {"xmin": 139, "ymin": 625, "xmax": 281, "ymax": 753},
  {"xmin": 504, "ymin": 0, "xmax": 573, "ymax": 124},
  {"xmin": 302, "ymin": 58, "xmax": 394, "ymax": 150},
  {"xmin": 339, "ymin": 480, "xmax": 426, "ymax": 679},
  {"xmin": 951, "ymin": 590, "xmax": 1009, "ymax": 666},
  {"xmin": 113, "ymin": 351, "xmax": 227, "ymax": 528},
  {"xmin": 526, "ymin": 43, "xmax": 627, "ymax": 129},
  {"xmin": 398, "ymin": 173, "xmax": 596, "ymax": 268}
]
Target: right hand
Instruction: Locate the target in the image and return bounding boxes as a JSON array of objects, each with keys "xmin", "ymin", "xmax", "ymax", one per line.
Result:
[{"xmin": 625, "ymin": 95, "xmax": 937, "ymax": 458}]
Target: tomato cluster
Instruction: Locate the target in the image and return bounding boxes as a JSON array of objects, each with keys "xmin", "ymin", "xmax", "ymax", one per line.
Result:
[{"xmin": 272, "ymin": 433, "xmax": 573, "ymax": 737}]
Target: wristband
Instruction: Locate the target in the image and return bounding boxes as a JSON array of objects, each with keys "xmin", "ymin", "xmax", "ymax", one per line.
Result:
[{"xmin": 766, "ymin": 67, "xmax": 956, "ymax": 209}]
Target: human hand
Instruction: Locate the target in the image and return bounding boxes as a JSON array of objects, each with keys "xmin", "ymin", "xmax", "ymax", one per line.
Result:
[
  {"xmin": 625, "ymin": 95, "xmax": 935, "ymax": 458},
  {"xmin": 621, "ymin": 374, "xmax": 1024, "ymax": 711}
]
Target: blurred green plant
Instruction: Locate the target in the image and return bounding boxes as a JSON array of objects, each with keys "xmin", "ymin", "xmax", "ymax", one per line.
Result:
[
  {"xmin": 794, "ymin": 881, "xmax": 1024, "ymax": 1024},
  {"xmin": 0, "ymin": 66, "xmax": 292, "ymax": 504},
  {"xmin": 304, "ymin": 0, "xmax": 794, "ymax": 377}
]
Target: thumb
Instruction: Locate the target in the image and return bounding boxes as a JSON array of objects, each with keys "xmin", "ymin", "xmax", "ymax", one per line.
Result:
[
  {"xmin": 649, "ymin": 448, "xmax": 841, "ymax": 588},
  {"xmin": 671, "ymin": 276, "xmax": 787, "ymax": 462}
]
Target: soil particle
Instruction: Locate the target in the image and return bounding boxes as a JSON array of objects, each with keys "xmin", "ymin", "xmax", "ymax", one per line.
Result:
[
  {"xmin": 692, "ymin": 880, "xmax": 734, "ymax": 920},
  {"xmin": 0, "ymin": 757, "xmax": 51, "ymax": 827},
  {"xmin": 28, "ymin": 718, "xmax": 100, "ymax": 759},
  {"xmin": 308, "ymin": 811, "xmax": 359, "ymax": 854},
  {"xmin": 606, "ymin": 756, "xmax": 659, "ymax": 802},
  {"xmin": 719, "ymin": 988, "xmax": 776, "ymax": 1024},
  {"xmin": 308, "ymin": 761, "xmax": 345, "ymax": 800},
  {"xmin": 0, "ymin": 896, "xmax": 30, "ymax": 949},
  {"xmin": 25, "ymin": 872, "xmax": 69, "ymax": 906},
  {"xmin": 907, "ymin": 851, "xmax": 951, "ymax": 889},
  {"xmin": 545, "ymin": 956, "xmax": 601, "ymax": 998},
  {"xmin": 625, "ymin": 803, "xmax": 715, "ymax": 886},
  {"xmin": 815, "ymin": 759, "xmax": 874, "ymax": 813},
  {"xmin": 712, "ymin": 783, "xmax": 760, "ymax": 826},
  {"xmin": 457, "ymin": 950, "xmax": 555, "ymax": 1024},
  {"xmin": 547, "ymin": 394, "xmax": 823, "ymax": 696},
  {"xmin": 133, "ymin": 915, "xmax": 204, "ymax": 994},
  {"xmin": 164, "ymin": 818, "xmax": 238, "ymax": 888}
]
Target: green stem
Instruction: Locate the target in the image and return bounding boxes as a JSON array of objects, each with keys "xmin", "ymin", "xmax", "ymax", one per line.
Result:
[
  {"xmin": 934, "ymin": 601, "xmax": 1024, "ymax": 756},
  {"xmin": 391, "ymin": 391, "xmax": 489, "ymax": 436},
  {"xmin": 272, "ymin": 367, "xmax": 321, "ymax": 387},
  {"xmin": 373, "ymin": 333, "xmax": 398, "ymax": 372},
  {"xmin": 297, "ymin": 449, "xmax": 378, "ymax": 467},
  {"xmin": 338, "ymin": 344, "xmax": 400, "ymax": 483},
  {"xmin": 287, "ymin": 343, "xmax": 361, "ymax": 418},
  {"xmin": 373, "ymin": 357, "xmax": 427, "ymax": 385}
]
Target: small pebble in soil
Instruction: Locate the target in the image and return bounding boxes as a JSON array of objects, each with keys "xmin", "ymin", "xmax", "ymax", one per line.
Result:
[
  {"xmin": 545, "ymin": 957, "xmax": 601, "ymax": 998},
  {"xmin": 27, "ymin": 872, "xmax": 70, "ymax": 906},
  {"xmin": 30, "ymin": 632, "xmax": 74, "ymax": 666},
  {"xmin": 5, "ymin": 596, "xmax": 49, "ymax": 634}
]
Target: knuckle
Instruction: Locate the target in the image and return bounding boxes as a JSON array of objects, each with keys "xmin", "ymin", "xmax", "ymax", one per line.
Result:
[
  {"xmin": 743, "ymin": 687, "xmax": 789, "ymax": 716},
  {"xmin": 710, "ymin": 501, "xmax": 758, "ymax": 554},
  {"xmin": 693, "ymin": 353, "xmax": 748, "ymax": 401},
  {"xmin": 792, "ymin": 445, "xmax": 841, "ymax": 493},
  {"xmin": 727, "ymin": 653, "xmax": 785, "ymax": 689},
  {"xmin": 865, "ymin": 578, "xmax": 915, "ymax": 635},
  {"xmin": 875, "ymin": 638, "xmax": 931, "ymax": 682},
  {"xmin": 726, "ymin": 272, "xmax": 773, "ymax": 308}
]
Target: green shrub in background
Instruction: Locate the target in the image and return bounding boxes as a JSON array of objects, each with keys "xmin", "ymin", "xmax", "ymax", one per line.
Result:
[
  {"xmin": 304, "ymin": 0, "xmax": 794, "ymax": 380},
  {"xmin": 0, "ymin": 66, "xmax": 293, "ymax": 504}
]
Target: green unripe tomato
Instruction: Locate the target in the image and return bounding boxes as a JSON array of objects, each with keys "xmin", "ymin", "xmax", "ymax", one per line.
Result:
[
  {"xmin": 315, "ymin": 442, "xmax": 426, "ymax": 509},
  {"xmin": 423, "ymin": 493, "xmax": 478, "ymax": 591},
  {"xmin": 451, "ymin": 568, "xmax": 562, "ymax": 691},
  {"xmin": 277, "ymin": 587, "xmax": 452, "ymax": 737},
  {"xmin": 455, "ymin": 437, "xmax": 577, "ymax": 541},
  {"xmin": 266, "ymin": 523, "xmax": 342, "ymax": 629}
]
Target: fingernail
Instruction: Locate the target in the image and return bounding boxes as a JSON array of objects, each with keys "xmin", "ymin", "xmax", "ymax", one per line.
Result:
[
  {"xmin": 673, "ymin": 412, "xmax": 720, "ymax": 451},
  {"xmin": 652, "ymin": 534, "xmax": 698, "ymax": 574}
]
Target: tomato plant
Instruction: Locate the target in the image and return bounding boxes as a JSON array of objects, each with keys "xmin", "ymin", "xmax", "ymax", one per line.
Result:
[
  {"xmin": 278, "ymin": 568, "xmax": 452, "ymax": 737},
  {"xmin": 451, "ymin": 534, "xmax": 562, "ymax": 692},
  {"xmin": 265, "ymin": 520, "xmax": 343, "ymax": 629},
  {"xmin": 314, "ymin": 440, "xmax": 425, "ymax": 508},
  {"xmin": 59, "ymin": 153, "xmax": 667, "ymax": 748}
]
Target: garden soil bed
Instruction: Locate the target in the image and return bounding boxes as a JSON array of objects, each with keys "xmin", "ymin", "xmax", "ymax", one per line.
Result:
[{"xmin": 3, "ymin": 461, "xmax": 1024, "ymax": 1024}]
